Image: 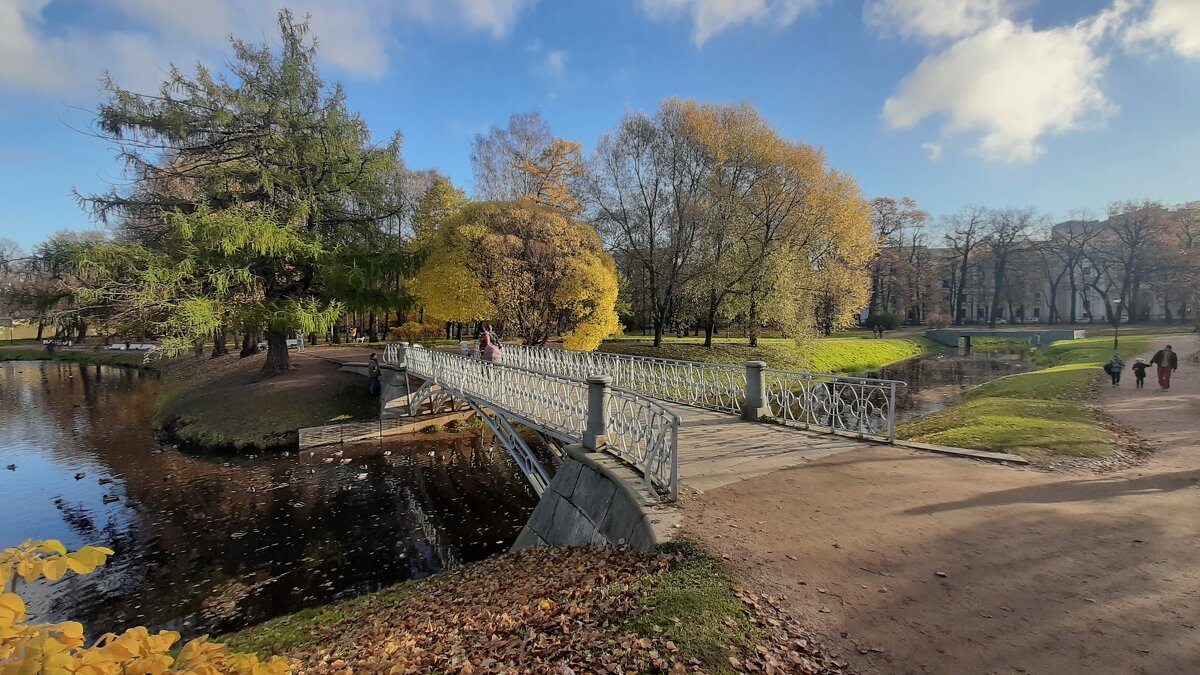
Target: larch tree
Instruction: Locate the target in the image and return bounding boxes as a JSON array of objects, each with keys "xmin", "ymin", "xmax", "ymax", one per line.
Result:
[{"xmin": 78, "ymin": 11, "xmax": 408, "ymax": 376}]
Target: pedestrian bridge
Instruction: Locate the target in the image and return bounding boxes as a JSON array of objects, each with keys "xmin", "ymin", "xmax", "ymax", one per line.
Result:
[{"xmin": 379, "ymin": 341, "xmax": 904, "ymax": 502}]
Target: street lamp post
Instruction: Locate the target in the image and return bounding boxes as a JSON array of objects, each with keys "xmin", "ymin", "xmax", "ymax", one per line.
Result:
[{"xmin": 1111, "ymin": 298, "xmax": 1122, "ymax": 350}]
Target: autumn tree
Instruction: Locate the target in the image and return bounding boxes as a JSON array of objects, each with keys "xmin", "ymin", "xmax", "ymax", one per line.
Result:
[
  {"xmin": 471, "ymin": 112, "xmax": 584, "ymax": 213},
  {"xmin": 868, "ymin": 197, "xmax": 927, "ymax": 318},
  {"xmin": 412, "ymin": 201, "xmax": 620, "ymax": 349},
  {"xmin": 585, "ymin": 100, "xmax": 709, "ymax": 346},
  {"xmin": 78, "ymin": 12, "xmax": 408, "ymax": 376},
  {"xmin": 980, "ymin": 208, "xmax": 1038, "ymax": 328}
]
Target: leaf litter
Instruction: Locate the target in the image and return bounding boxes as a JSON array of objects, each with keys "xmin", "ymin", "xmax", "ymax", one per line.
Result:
[{"xmin": 237, "ymin": 545, "xmax": 849, "ymax": 674}]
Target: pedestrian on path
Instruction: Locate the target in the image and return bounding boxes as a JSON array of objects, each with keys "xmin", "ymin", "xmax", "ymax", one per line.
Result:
[
  {"xmin": 480, "ymin": 332, "xmax": 501, "ymax": 364},
  {"xmin": 1131, "ymin": 357, "xmax": 1149, "ymax": 389},
  {"xmin": 1104, "ymin": 353, "xmax": 1125, "ymax": 386},
  {"xmin": 1150, "ymin": 344, "xmax": 1179, "ymax": 391}
]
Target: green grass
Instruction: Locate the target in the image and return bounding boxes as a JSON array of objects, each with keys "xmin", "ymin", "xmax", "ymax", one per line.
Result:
[
  {"xmin": 600, "ymin": 336, "xmax": 935, "ymax": 375},
  {"xmin": 898, "ymin": 334, "xmax": 1158, "ymax": 458},
  {"xmin": 625, "ymin": 541, "xmax": 763, "ymax": 673},
  {"xmin": 0, "ymin": 348, "xmax": 155, "ymax": 369}
]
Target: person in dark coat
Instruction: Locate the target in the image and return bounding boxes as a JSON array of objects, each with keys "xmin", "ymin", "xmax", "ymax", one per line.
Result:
[
  {"xmin": 368, "ymin": 352, "xmax": 381, "ymax": 395},
  {"xmin": 1131, "ymin": 357, "xmax": 1149, "ymax": 389},
  {"xmin": 1103, "ymin": 354, "xmax": 1125, "ymax": 386},
  {"xmin": 1149, "ymin": 344, "xmax": 1179, "ymax": 391}
]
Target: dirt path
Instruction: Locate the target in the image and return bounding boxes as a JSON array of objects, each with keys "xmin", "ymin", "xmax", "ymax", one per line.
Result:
[{"xmin": 684, "ymin": 335, "xmax": 1200, "ymax": 674}]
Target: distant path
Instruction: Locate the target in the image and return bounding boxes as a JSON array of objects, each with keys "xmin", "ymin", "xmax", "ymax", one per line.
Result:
[
  {"xmin": 1102, "ymin": 335, "xmax": 1200, "ymax": 473},
  {"xmin": 682, "ymin": 334, "xmax": 1200, "ymax": 674}
]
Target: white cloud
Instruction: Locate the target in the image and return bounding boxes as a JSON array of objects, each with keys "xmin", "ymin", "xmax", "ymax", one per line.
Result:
[
  {"xmin": 542, "ymin": 50, "xmax": 568, "ymax": 79},
  {"xmin": 639, "ymin": 0, "xmax": 824, "ymax": 46},
  {"xmin": 0, "ymin": 0, "xmax": 536, "ymax": 96},
  {"xmin": 865, "ymin": 0, "xmax": 1014, "ymax": 41},
  {"xmin": 1124, "ymin": 0, "xmax": 1200, "ymax": 58},
  {"xmin": 883, "ymin": 19, "xmax": 1113, "ymax": 163},
  {"xmin": 920, "ymin": 142, "xmax": 942, "ymax": 161}
]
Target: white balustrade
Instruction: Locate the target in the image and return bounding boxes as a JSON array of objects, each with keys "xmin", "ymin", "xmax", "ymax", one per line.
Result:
[
  {"xmin": 389, "ymin": 343, "xmax": 680, "ymax": 499},
  {"xmin": 492, "ymin": 342, "xmax": 902, "ymax": 442}
]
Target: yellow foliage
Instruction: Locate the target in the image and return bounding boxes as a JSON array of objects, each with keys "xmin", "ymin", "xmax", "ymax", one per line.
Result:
[
  {"xmin": 1, "ymin": 540, "xmax": 292, "ymax": 674},
  {"xmin": 413, "ymin": 202, "xmax": 621, "ymax": 349}
]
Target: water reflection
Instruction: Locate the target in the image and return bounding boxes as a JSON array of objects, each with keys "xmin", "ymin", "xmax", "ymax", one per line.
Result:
[
  {"xmin": 868, "ymin": 350, "xmax": 1036, "ymax": 424},
  {"xmin": 0, "ymin": 361, "xmax": 537, "ymax": 639}
]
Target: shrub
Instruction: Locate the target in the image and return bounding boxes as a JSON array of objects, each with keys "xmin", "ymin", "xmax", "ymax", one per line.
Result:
[
  {"xmin": 1, "ymin": 539, "xmax": 290, "ymax": 673},
  {"xmin": 925, "ymin": 312, "xmax": 951, "ymax": 328},
  {"xmin": 863, "ymin": 313, "xmax": 902, "ymax": 330},
  {"xmin": 388, "ymin": 321, "xmax": 445, "ymax": 343}
]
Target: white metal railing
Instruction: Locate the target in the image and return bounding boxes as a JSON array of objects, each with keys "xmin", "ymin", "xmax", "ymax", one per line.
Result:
[
  {"xmin": 387, "ymin": 343, "xmax": 681, "ymax": 499},
  {"xmin": 481, "ymin": 342, "xmax": 903, "ymax": 442}
]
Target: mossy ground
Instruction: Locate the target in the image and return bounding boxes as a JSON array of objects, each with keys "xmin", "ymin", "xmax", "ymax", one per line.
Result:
[
  {"xmin": 899, "ymin": 335, "xmax": 1156, "ymax": 458},
  {"xmin": 601, "ymin": 336, "xmax": 935, "ymax": 375}
]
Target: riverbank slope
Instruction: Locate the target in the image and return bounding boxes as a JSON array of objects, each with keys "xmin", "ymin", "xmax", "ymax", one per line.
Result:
[
  {"xmin": 897, "ymin": 334, "xmax": 1163, "ymax": 463},
  {"xmin": 155, "ymin": 347, "xmax": 378, "ymax": 451},
  {"xmin": 223, "ymin": 543, "xmax": 849, "ymax": 674}
]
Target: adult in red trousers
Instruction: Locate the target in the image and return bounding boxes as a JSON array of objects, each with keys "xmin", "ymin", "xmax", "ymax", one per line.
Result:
[{"xmin": 1149, "ymin": 344, "xmax": 1179, "ymax": 391}]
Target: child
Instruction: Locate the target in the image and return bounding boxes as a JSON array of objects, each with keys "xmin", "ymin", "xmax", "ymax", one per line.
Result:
[
  {"xmin": 1131, "ymin": 357, "xmax": 1149, "ymax": 389},
  {"xmin": 1103, "ymin": 354, "xmax": 1125, "ymax": 386}
]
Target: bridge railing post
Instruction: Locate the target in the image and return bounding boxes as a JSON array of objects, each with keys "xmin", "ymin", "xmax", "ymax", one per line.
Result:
[
  {"xmin": 742, "ymin": 361, "xmax": 770, "ymax": 421},
  {"xmin": 583, "ymin": 375, "xmax": 611, "ymax": 450}
]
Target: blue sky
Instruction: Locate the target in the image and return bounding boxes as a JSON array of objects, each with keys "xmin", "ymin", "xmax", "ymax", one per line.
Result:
[{"xmin": 2, "ymin": 0, "xmax": 1198, "ymax": 249}]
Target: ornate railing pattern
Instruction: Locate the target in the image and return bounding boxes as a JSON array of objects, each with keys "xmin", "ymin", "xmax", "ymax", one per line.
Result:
[
  {"xmin": 762, "ymin": 370, "xmax": 898, "ymax": 439},
  {"xmin": 485, "ymin": 342, "xmax": 902, "ymax": 442},
  {"xmin": 390, "ymin": 344, "xmax": 681, "ymax": 498}
]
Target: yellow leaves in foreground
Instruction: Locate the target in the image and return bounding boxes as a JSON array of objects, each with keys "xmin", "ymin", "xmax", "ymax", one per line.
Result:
[{"xmin": 1, "ymin": 539, "xmax": 291, "ymax": 675}]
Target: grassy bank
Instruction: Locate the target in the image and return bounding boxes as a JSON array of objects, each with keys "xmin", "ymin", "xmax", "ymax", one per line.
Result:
[
  {"xmin": 154, "ymin": 351, "xmax": 376, "ymax": 452},
  {"xmin": 899, "ymin": 335, "xmax": 1155, "ymax": 458},
  {"xmin": 600, "ymin": 336, "xmax": 935, "ymax": 374},
  {"xmin": 0, "ymin": 347, "xmax": 155, "ymax": 369},
  {"xmin": 222, "ymin": 543, "xmax": 840, "ymax": 673}
]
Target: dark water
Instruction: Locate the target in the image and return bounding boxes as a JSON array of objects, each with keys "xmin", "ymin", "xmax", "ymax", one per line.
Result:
[
  {"xmin": 0, "ymin": 361, "xmax": 538, "ymax": 638},
  {"xmin": 868, "ymin": 350, "xmax": 1037, "ymax": 424}
]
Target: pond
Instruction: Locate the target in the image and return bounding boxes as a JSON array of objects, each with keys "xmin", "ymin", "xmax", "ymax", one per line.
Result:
[
  {"xmin": 867, "ymin": 348, "xmax": 1038, "ymax": 424},
  {"xmin": 0, "ymin": 361, "xmax": 538, "ymax": 639}
]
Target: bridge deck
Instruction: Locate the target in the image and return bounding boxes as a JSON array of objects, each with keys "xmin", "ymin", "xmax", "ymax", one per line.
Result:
[{"xmin": 675, "ymin": 407, "xmax": 874, "ymax": 493}]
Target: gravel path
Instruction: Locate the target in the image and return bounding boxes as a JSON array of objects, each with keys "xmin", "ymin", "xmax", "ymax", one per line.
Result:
[{"xmin": 682, "ymin": 334, "xmax": 1200, "ymax": 674}]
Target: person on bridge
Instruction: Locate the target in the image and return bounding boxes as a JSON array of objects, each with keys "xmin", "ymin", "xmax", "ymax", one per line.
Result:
[
  {"xmin": 480, "ymin": 332, "xmax": 501, "ymax": 364},
  {"xmin": 1149, "ymin": 344, "xmax": 1179, "ymax": 391},
  {"xmin": 368, "ymin": 352, "xmax": 381, "ymax": 395}
]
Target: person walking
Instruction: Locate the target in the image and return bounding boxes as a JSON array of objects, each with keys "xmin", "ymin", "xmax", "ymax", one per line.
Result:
[
  {"xmin": 1149, "ymin": 344, "xmax": 1179, "ymax": 391},
  {"xmin": 367, "ymin": 352, "xmax": 381, "ymax": 396},
  {"xmin": 480, "ymin": 332, "xmax": 501, "ymax": 364},
  {"xmin": 1104, "ymin": 353, "xmax": 1125, "ymax": 386},
  {"xmin": 1131, "ymin": 357, "xmax": 1149, "ymax": 389}
]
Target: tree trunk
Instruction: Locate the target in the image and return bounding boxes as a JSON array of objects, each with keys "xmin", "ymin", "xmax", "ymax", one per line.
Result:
[
  {"xmin": 653, "ymin": 316, "xmax": 664, "ymax": 348},
  {"xmin": 261, "ymin": 329, "xmax": 290, "ymax": 377},
  {"xmin": 193, "ymin": 338, "xmax": 206, "ymax": 359},
  {"xmin": 748, "ymin": 296, "xmax": 759, "ymax": 347},
  {"xmin": 210, "ymin": 328, "xmax": 228, "ymax": 359},
  {"xmin": 988, "ymin": 263, "xmax": 1005, "ymax": 328},
  {"xmin": 703, "ymin": 288, "xmax": 718, "ymax": 348},
  {"xmin": 76, "ymin": 321, "xmax": 88, "ymax": 343},
  {"xmin": 368, "ymin": 312, "xmax": 378, "ymax": 342},
  {"xmin": 240, "ymin": 332, "xmax": 260, "ymax": 358},
  {"xmin": 36, "ymin": 320, "xmax": 45, "ymax": 341}
]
